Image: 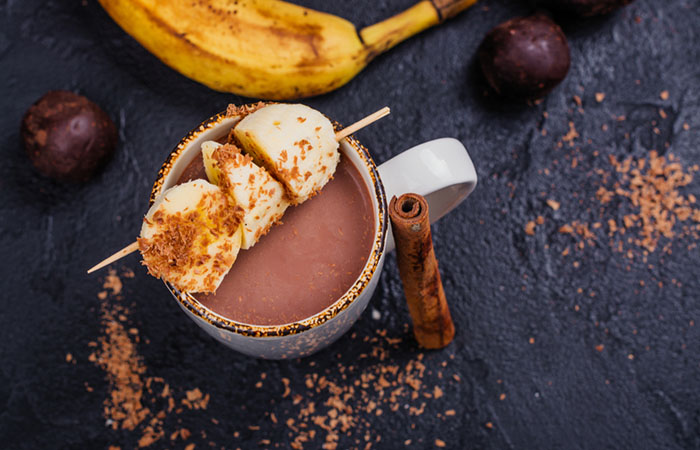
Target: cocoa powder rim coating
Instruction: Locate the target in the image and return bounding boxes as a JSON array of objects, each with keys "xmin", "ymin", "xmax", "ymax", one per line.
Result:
[{"xmin": 149, "ymin": 108, "xmax": 388, "ymax": 338}]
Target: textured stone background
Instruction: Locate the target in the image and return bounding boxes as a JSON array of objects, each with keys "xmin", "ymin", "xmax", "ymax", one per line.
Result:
[{"xmin": 1, "ymin": 0, "xmax": 699, "ymax": 449}]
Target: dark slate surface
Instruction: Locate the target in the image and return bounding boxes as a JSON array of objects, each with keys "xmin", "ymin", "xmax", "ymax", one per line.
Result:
[{"xmin": 1, "ymin": 0, "xmax": 699, "ymax": 449}]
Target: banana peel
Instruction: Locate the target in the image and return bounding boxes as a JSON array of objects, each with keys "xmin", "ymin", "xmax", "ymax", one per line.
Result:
[{"xmin": 98, "ymin": 0, "xmax": 478, "ymax": 100}]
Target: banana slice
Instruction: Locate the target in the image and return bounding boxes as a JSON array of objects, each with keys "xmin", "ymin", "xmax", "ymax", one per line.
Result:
[
  {"xmin": 202, "ymin": 141, "xmax": 289, "ymax": 249},
  {"xmin": 233, "ymin": 103, "xmax": 339, "ymax": 204},
  {"xmin": 138, "ymin": 180, "xmax": 243, "ymax": 293}
]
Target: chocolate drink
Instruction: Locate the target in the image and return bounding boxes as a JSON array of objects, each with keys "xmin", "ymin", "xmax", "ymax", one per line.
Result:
[{"xmin": 177, "ymin": 152, "xmax": 375, "ymax": 325}]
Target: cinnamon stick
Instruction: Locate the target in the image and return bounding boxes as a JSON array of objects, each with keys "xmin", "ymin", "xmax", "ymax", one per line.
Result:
[{"xmin": 389, "ymin": 193, "xmax": 455, "ymax": 349}]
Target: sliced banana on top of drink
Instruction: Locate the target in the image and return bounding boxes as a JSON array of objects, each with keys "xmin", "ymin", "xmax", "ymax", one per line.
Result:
[
  {"xmin": 136, "ymin": 104, "xmax": 339, "ymax": 292},
  {"xmin": 233, "ymin": 103, "xmax": 340, "ymax": 204},
  {"xmin": 137, "ymin": 180, "xmax": 244, "ymax": 294},
  {"xmin": 201, "ymin": 140, "xmax": 290, "ymax": 250}
]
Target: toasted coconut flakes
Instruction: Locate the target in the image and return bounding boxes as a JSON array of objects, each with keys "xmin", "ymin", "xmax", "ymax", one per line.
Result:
[
  {"xmin": 138, "ymin": 189, "xmax": 243, "ymax": 293},
  {"xmin": 226, "ymin": 102, "xmax": 266, "ymax": 118}
]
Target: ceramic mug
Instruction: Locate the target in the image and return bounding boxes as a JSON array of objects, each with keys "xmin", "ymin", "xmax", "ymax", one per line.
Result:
[{"xmin": 150, "ymin": 110, "xmax": 477, "ymax": 359}]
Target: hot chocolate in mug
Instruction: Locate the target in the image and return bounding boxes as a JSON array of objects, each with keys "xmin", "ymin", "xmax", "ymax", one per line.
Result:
[{"xmin": 150, "ymin": 109, "xmax": 477, "ymax": 359}]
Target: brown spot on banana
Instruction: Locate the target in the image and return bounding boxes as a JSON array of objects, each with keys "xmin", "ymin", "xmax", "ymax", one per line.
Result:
[{"xmin": 266, "ymin": 25, "xmax": 323, "ymax": 63}]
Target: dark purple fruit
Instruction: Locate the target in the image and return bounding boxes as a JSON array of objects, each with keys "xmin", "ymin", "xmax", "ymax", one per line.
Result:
[
  {"xmin": 538, "ymin": 0, "xmax": 635, "ymax": 17},
  {"xmin": 478, "ymin": 13, "xmax": 570, "ymax": 100},
  {"xmin": 21, "ymin": 90, "xmax": 118, "ymax": 182}
]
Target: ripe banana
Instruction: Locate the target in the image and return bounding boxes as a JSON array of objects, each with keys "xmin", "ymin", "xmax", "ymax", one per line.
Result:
[
  {"xmin": 233, "ymin": 103, "xmax": 339, "ymax": 204},
  {"xmin": 98, "ymin": 0, "xmax": 478, "ymax": 100},
  {"xmin": 201, "ymin": 140, "xmax": 290, "ymax": 249},
  {"xmin": 138, "ymin": 180, "xmax": 243, "ymax": 293}
]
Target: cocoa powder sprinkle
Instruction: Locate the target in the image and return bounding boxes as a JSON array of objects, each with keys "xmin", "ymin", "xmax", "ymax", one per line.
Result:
[
  {"xmin": 560, "ymin": 151, "xmax": 700, "ymax": 257},
  {"xmin": 90, "ymin": 269, "xmax": 210, "ymax": 448},
  {"xmin": 281, "ymin": 330, "xmax": 458, "ymax": 449}
]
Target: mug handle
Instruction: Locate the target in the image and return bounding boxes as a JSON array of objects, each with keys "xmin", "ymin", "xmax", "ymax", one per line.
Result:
[{"xmin": 377, "ymin": 138, "xmax": 478, "ymax": 252}]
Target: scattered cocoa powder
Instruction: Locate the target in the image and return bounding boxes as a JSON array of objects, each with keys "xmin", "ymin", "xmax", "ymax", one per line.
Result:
[
  {"xmin": 89, "ymin": 269, "xmax": 211, "ymax": 448},
  {"xmin": 546, "ymin": 199, "xmax": 561, "ymax": 211},
  {"xmin": 89, "ymin": 272, "xmax": 463, "ymax": 448},
  {"xmin": 103, "ymin": 271, "xmax": 122, "ymax": 295},
  {"xmin": 240, "ymin": 329, "xmax": 462, "ymax": 450},
  {"xmin": 526, "ymin": 92, "xmax": 700, "ymax": 261},
  {"xmin": 559, "ymin": 151, "xmax": 700, "ymax": 257},
  {"xmin": 525, "ymin": 221, "xmax": 536, "ymax": 235},
  {"xmin": 562, "ymin": 122, "xmax": 579, "ymax": 146}
]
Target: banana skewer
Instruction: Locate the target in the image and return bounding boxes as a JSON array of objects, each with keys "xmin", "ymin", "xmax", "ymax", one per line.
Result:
[
  {"xmin": 98, "ymin": 0, "xmax": 478, "ymax": 99},
  {"xmin": 87, "ymin": 106, "xmax": 389, "ymax": 290},
  {"xmin": 138, "ymin": 180, "xmax": 244, "ymax": 293},
  {"xmin": 202, "ymin": 141, "xmax": 290, "ymax": 250},
  {"xmin": 234, "ymin": 103, "xmax": 339, "ymax": 204}
]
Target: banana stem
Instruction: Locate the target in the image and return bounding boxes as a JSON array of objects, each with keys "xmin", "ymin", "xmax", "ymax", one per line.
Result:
[{"xmin": 359, "ymin": 0, "xmax": 478, "ymax": 57}]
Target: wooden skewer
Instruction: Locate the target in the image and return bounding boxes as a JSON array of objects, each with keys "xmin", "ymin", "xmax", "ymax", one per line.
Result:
[
  {"xmin": 335, "ymin": 106, "xmax": 390, "ymax": 141},
  {"xmin": 87, "ymin": 242, "xmax": 139, "ymax": 274},
  {"xmin": 87, "ymin": 106, "xmax": 391, "ymax": 274}
]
